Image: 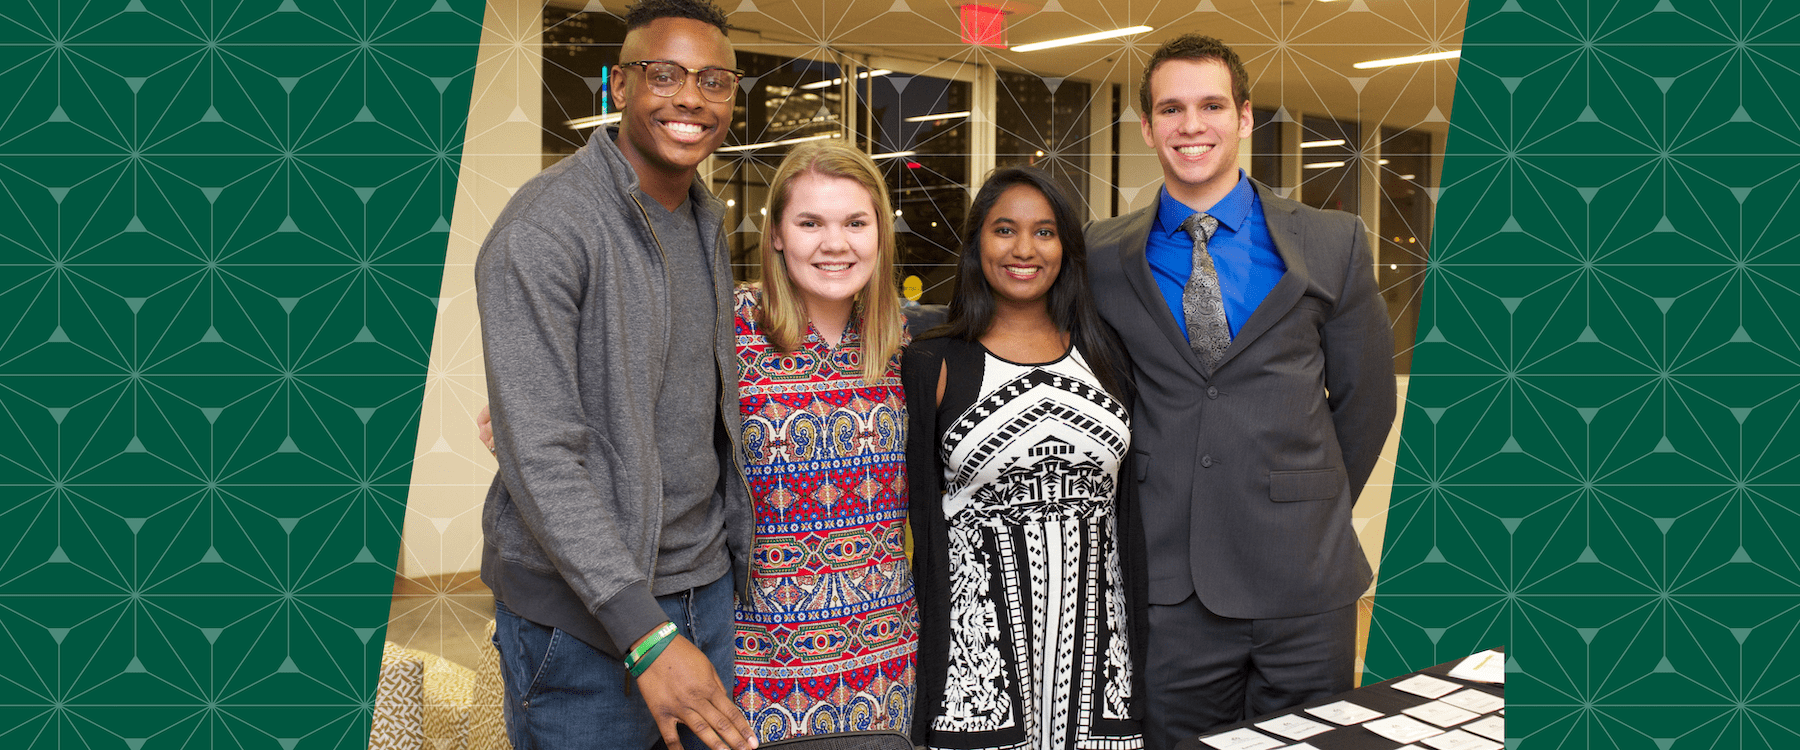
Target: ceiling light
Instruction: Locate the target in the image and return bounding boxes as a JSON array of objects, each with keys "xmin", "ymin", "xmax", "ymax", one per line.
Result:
[
  {"xmin": 799, "ymin": 69, "xmax": 892, "ymax": 91},
  {"xmin": 565, "ymin": 112, "xmax": 622, "ymax": 130},
  {"xmin": 1354, "ymin": 50, "xmax": 1461, "ymax": 69},
  {"xmin": 716, "ymin": 132, "xmax": 841, "ymax": 153},
  {"xmin": 1300, "ymin": 139, "xmax": 1345, "ymax": 148},
  {"xmin": 1304, "ymin": 161, "xmax": 1346, "ymax": 169},
  {"xmin": 1378, "ymin": 159, "xmax": 1389, "ymax": 165},
  {"xmin": 1399, "ymin": 174, "xmax": 1417, "ymax": 180},
  {"xmin": 1011, "ymin": 25, "xmax": 1152, "ymax": 53},
  {"xmin": 872, "ymin": 151, "xmax": 917, "ymax": 159},
  {"xmin": 903, "ymin": 110, "xmax": 970, "ymax": 123}
]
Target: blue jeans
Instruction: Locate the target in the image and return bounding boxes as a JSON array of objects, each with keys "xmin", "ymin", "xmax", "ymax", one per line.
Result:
[{"xmin": 492, "ymin": 573, "xmax": 736, "ymax": 750}]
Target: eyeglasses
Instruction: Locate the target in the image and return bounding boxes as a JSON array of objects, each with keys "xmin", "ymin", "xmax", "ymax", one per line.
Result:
[{"xmin": 619, "ymin": 60, "xmax": 744, "ymax": 103}]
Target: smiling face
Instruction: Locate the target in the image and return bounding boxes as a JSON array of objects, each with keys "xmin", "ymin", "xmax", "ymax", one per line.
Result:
[
  {"xmin": 1140, "ymin": 57, "xmax": 1254, "ymax": 209},
  {"xmin": 611, "ymin": 17, "xmax": 735, "ymax": 185},
  {"xmin": 771, "ymin": 172, "xmax": 881, "ymax": 324},
  {"xmin": 979, "ymin": 184, "xmax": 1063, "ymax": 309}
]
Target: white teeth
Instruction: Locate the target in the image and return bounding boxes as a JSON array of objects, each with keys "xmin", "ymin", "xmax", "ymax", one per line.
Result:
[
  {"xmin": 816, "ymin": 263, "xmax": 851, "ymax": 271},
  {"xmin": 665, "ymin": 122, "xmax": 702, "ymax": 134},
  {"xmin": 1006, "ymin": 266, "xmax": 1039, "ymax": 278},
  {"xmin": 1177, "ymin": 145, "xmax": 1212, "ymax": 156}
]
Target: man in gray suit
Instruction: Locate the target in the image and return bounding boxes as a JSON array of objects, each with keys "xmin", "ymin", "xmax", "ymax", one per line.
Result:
[{"xmin": 1086, "ymin": 35, "xmax": 1397, "ymax": 749}]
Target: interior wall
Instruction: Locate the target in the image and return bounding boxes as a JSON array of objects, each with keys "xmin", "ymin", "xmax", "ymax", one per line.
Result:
[
  {"xmin": 1116, "ymin": 106, "xmax": 1164, "ymax": 215},
  {"xmin": 400, "ymin": 0, "xmax": 543, "ymax": 578}
]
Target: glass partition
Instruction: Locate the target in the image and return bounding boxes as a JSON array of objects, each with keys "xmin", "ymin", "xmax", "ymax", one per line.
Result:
[
  {"xmin": 1378, "ymin": 127, "xmax": 1433, "ymax": 374},
  {"xmin": 994, "ymin": 69, "xmax": 1092, "ymax": 215},
  {"xmin": 710, "ymin": 52, "xmax": 851, "ymax": 271},
  {"xmin": 861, "ymin": 71, "xmax": 970, "ymax": 304},
  {"xmin": 1300, "ymin": 113, "xmax": 1360, "ymax": 214}
]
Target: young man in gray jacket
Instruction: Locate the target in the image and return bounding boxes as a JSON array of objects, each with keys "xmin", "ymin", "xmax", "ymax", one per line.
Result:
[
  {"xmin": 473, "ymin": 1, "xmax": 757, "ymax": 748},
  {"xmin": 1086, "ymin": 35, "xmax": 1396, "ymax": 749}
]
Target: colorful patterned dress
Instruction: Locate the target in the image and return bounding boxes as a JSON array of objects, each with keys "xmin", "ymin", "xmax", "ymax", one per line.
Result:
[{"xmin": 731, "ymin": 288, "xmax": 918, "ymax": 740}]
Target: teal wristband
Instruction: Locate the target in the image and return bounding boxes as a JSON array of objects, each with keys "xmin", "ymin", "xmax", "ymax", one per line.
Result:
[
  {"xmin": 624, "ymin": 622, "xmax": 676, "ymax": 672},
  {"xmin": 627, "ymin": 631, "xmax": 674, "ymax": 677}
]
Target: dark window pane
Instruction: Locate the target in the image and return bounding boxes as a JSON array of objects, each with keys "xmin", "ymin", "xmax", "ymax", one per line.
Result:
[
  {"xmin": 861, "ymin": 72, "xmax": 969, "ymax": 305},
  {"xmin": 1299, "ymin": 114, "xmax": 1359, "ymax": 214},
  {"xmin": 1378, "ymin": 126, "xmax": 1433, "ymax": 374},
  {"xmin": 711, "ymin": 53, "xmax": 850, "ymax": 278},
  {"xmin": 1250, "ymin": 107, "xmax": 1283, "ymax": 188},
  {"xmin": 541, "ymin": 8, "xmax": 626, "ymax": 161},
  {"xmin": 994, "ymin": 69, "xmax": 1091, "ymax": 215}
]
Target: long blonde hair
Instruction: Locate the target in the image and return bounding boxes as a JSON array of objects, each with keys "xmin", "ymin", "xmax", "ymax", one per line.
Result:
[{"xmin": 757, "ymin": 140, "xmax": 902, "ymax": 382}]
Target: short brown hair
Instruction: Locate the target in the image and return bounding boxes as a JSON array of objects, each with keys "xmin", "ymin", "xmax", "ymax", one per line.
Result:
[{"xmin": 1139, "ymin": 34, "xmax": 1252, "ymax": 115}]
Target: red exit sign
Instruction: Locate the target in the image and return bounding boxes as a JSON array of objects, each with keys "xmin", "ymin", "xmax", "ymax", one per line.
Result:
[{"xmin": 960, "ymin": 4, "xmax": 1007, "ymax": 48}]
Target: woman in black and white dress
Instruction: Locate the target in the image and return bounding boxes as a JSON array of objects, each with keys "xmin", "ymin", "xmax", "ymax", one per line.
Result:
[{"xmin": 903, "ymin": 167, "xmax": 1148, "ymax": 750}]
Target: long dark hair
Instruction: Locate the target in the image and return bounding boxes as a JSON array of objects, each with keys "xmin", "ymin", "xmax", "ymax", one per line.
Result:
[{"xmin": 929, "ymin": 167, "xmax": 1131, "ymax": 401}]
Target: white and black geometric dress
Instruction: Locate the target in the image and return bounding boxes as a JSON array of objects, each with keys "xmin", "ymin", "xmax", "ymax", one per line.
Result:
[{"xmin": 928, "ymin": 346, "xmax": 1142, "ymax": 750}]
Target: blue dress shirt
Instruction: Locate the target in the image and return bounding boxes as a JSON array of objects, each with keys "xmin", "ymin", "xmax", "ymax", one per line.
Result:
[{"xmin": 1145, "ymin": 171, "xmax": 1286, "ymax": 339}]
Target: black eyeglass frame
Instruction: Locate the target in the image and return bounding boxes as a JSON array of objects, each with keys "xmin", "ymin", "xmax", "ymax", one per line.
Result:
[{"xmin": 617, "ymin": 60, "xmax": 746, "ymax": 103}]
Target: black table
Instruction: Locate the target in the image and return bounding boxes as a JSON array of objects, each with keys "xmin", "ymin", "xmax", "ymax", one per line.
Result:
[{"xmin": 1177, "ymin": 650, "xmax": 1505, "ymax": 750}]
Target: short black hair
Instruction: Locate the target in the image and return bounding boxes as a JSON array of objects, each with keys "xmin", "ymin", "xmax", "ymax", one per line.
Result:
[
  {"xmin": 623, "ymin": 0, "xmax": 730, "ymax": 33},
  {"xmin": 1138, "ymin": 34, "xmax": 1251, "ymax": 116}
]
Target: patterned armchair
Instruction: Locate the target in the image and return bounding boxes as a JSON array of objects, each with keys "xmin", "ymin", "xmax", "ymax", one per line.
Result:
[{"xmin": 370, "ymin": 620, "xmax": 508, "ymax": 750}]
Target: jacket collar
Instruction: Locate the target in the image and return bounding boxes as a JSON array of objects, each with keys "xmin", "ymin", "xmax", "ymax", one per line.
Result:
[
  {"xmin": 580, "ymin": 127, "xmax": 727, "ymax": 224},
  {"xmin": 1116, "ymin": 177, "xmax": 1311, "ymax": 379}
]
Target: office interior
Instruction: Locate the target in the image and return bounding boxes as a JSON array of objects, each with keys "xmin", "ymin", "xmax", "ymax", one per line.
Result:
[{"xmin": 390, "ymin": 0, "xmax": 1466, "ymax": 676}]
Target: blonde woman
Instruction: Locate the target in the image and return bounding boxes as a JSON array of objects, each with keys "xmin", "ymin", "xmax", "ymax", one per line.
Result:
[{"xmin": 728, "ymin": 141, "xmax": 916, "ymax": 740}]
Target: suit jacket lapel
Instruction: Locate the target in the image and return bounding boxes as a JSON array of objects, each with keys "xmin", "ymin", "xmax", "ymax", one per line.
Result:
[
  {"xmin": 1214, "ymin": 182, "xmax": 1308, "ymax": 371},
  {"xmin": 1115, "ymin": 206, "xmax": 1206, "ymax": 372}
]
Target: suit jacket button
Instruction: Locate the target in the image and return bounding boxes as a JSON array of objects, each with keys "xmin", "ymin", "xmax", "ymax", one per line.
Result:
[
  {"xmin": 1207, "ymin": 386, "xmax": 1219, "ymax": 399},
  {"xmin": 1201, "ymin": 455, "xmax": 1214, "ymax": 468}
]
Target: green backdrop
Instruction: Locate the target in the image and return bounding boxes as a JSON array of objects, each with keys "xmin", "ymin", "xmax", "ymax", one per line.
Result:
[
  {"xmin": 0, "ymin": 0, "xmax": 484, "ymax": 747},
  {"xmin": 3, "ymin": 0, "xmax": 1798, "ymax": 748},
  {"xmin": 1362, "ymin": 1, "xmax": 1800, "ymax": 750}
]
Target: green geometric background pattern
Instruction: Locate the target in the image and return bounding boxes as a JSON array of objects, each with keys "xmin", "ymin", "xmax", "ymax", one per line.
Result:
[
  {"xmin": 6, "ymin": 0, "xmax": 1799, "ymax": 748},
  {"xmin": 0, "ymin": 1, "xmax": 483, "ymax": 748},
  {"xmin": 1363, "ymin": 2, "xmax": 1800, "ymax": 750}
]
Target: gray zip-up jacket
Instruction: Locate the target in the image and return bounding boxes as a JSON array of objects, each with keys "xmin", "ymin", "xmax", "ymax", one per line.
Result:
[{"xmin": 474, "ymin": 129, "xmax": 751, "ymax": 659}]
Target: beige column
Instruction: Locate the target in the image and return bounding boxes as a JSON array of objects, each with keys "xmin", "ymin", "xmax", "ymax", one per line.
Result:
[{"xmin": 401, "ymin": 0, "xmax": 546, "ymax": 579}]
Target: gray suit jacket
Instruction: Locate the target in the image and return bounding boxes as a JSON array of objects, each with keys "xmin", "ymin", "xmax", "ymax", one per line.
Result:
[{"xmin": 1087, "ymin": 180, "xmax": 1396, "ymax": 619}]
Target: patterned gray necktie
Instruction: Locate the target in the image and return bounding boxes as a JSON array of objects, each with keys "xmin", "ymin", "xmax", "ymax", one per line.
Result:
[{"xmin": 1180, "ymin": 212, "xmax": 1230, "ymax": 369}]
